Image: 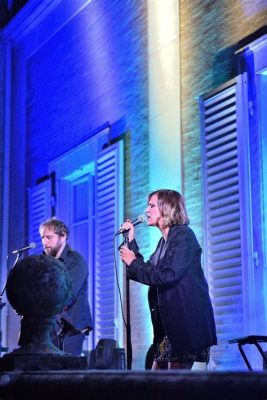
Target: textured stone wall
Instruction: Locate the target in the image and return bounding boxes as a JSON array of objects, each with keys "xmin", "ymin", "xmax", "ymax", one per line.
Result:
[
  {"xmin": 2, "ymin": 0, "xmax": 267, "ymax": 370},
  {"xmin": 0, "ymin": 44, "xmax": 4, "ymax": 274},
  {"xmin": 9, "ymin": 0, "xmax": 150, "ymax": 369},
  {"xmin": 180, "ymin": 0, "xmax": 267, "ymax": 244}
]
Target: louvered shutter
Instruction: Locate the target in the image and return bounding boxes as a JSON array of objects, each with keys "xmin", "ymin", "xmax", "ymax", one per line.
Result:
[
  {"xmin": 94, "ymin": 142, "xmax": 124, "ymax": 344},
  {"xmin": 28, "ymin": 179, "xmax": 52, "ymax": 254},
  {"xmin": 200, "ymin": 80, "xmax": 249, "ymax": 368}
]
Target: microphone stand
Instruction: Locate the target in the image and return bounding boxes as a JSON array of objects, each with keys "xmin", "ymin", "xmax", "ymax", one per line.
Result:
[
  {"xmin": 0, "ymin": 251, "xmax": 24, "ymax": 354},
  {"xmin": 121, "ymin": 230, "xmax": 132, "ymax": 370}
]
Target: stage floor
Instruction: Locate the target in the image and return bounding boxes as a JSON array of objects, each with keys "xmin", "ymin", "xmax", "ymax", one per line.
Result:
[{"xmin": 0, "ymin": 370, "xmax": 267, "ymax": 400}]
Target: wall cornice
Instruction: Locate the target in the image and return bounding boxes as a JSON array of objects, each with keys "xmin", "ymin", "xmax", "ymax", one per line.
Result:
[{"xmin": 0, "ymin": 0, "xmax": 63, "ymax": 43}]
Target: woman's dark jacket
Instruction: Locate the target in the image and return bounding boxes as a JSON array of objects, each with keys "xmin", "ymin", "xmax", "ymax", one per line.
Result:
[{"xmin": 127, "ymin": 225, "xmax": 217, "ymax": 353}]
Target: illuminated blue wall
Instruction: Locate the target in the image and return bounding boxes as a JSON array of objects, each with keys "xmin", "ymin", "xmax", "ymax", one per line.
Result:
[
  {"xmin": 25, "ymin": 0, "xmax": 148, "ymax": 188},
  {"xmin": 5, "ymin": 0, "xmax": 152, "ymax": 368},
  {"xmin": 1, "ymin": 0, "xmax": 267, "ymax": 370}
]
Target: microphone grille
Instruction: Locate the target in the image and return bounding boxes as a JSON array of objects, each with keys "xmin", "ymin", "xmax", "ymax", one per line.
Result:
[
  {"xmin": 138, "ymin": 215, "xmax": 147, "ymax": 223},
  {"xmin": 30, "ymin": 242, "xmax": 37, "ymax": 249}
]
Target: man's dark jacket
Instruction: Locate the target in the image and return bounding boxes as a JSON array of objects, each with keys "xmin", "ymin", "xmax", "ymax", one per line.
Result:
[{"xmin": 59, "ymin": 244, "xmax": 93, "ymax": 331}]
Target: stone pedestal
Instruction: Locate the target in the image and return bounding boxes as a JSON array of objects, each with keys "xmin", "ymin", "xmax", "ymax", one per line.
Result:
[
  {"xmin": 0, "ymin": 353, "xmax": 87, "ymax": 371},
  {"xmin": 1, "ymin": 254, "xmax": 87, "ymax": 370}
]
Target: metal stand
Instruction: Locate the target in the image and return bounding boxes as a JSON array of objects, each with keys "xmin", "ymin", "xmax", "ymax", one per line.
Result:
[
  {"xmin": 0, "ymin": 252, "xmax": 23, "ymax": 354},
  {"xmin": 121, "ymin": 231, "xmax": 132, "ymax": 370},
  {"xmin": 228, "ymin": 335, "xmax": 267, "ymax": 371}
]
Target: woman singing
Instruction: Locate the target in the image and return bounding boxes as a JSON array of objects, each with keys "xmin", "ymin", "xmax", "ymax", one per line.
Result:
[{"xmin": 119, "ymin": 189, "xmax": 217, "ymax": 370}]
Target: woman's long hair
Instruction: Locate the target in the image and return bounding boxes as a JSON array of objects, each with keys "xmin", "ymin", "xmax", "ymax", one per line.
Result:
[{"xmin": 148, "ymin": 189, "xmax": 189, "ymax": 227}]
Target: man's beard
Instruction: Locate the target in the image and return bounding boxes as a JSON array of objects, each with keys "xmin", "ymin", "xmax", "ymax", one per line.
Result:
[{"xmin": 45, "ymin": 246, "xmax": 59, "ymax": 257}]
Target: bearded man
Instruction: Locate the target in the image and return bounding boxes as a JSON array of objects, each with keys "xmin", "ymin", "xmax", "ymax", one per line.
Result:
[{"xmin": 39, "ymin": 217, "xmax": 93, "ymax": 355}]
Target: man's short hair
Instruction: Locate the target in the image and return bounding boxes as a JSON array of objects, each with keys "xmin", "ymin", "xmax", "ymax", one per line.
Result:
[{"xmin": 39, "ymin": 217, "xmax": 69, "ymax": 238}]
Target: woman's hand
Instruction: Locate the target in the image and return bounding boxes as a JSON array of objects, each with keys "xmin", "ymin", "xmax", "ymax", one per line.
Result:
[
  {"xmin": 119, "ymin": 245, "xmax": 136, "ymax": 266},
  {"xmin": 120, "ymin": 219, "xmax": 135, "ymax": 242}
]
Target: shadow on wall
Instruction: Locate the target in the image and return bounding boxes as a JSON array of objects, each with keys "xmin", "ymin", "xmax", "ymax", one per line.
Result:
[
  {"xmin": 0, "ymin": 0, "xmax": 30, "ymax": 28},
  {"xmin": 213, "ymin": 25, "xmax": 267, "ymax": 87}
]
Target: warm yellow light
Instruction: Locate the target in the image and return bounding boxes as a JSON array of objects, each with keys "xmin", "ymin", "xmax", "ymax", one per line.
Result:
[{"xmin": 148, "ymin": 0, "xmax": 181, "ymax": 194}]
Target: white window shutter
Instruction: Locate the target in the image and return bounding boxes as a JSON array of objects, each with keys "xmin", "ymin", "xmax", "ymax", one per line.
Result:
[
  {"xmin": 28, "ymin": 179, "xmax": 52, "ymax": 254},
  {"xmin": 94, "ymin": 141, "xmax": 124, "ymax": 345},
  {"xmin": 200, "ymin": 80, "xmax": 251, "ymax": 369}
]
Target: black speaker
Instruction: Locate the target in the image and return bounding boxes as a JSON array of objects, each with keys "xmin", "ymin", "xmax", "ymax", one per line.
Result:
[{"xmin": 89, "ymin": 339, "xmax": 126, "ymax": 370}]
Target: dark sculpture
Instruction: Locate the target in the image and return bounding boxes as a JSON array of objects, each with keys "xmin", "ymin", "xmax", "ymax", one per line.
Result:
[{"xmin": 5, "ymin": 254, "xmax": 71, "ymax": 355}]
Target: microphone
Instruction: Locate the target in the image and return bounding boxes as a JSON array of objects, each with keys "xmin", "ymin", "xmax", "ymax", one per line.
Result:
[
  {"xmin": 12, "ymin": 242, "xmax": 36, "ymax": 254},
  {"xmin": 115, "ymin": 215, "xmax": 147, "ymax": 236}
]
